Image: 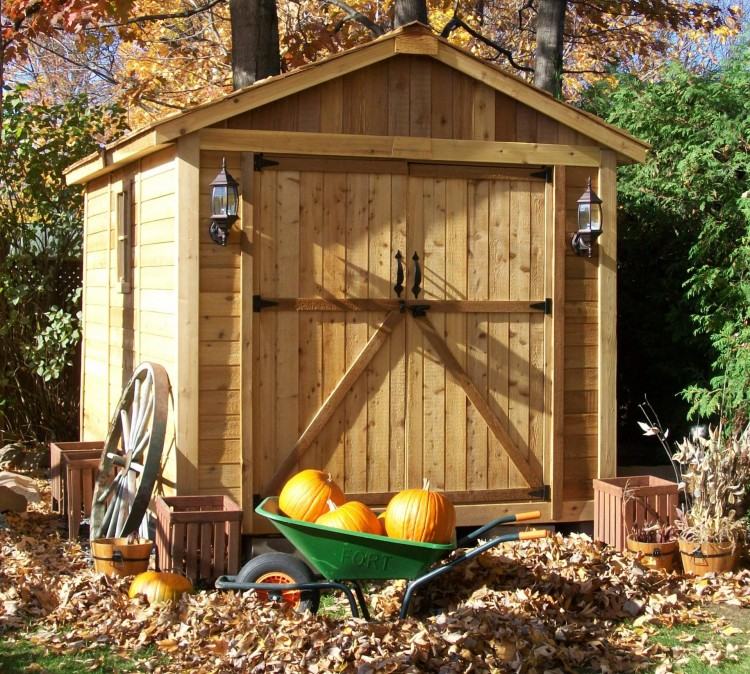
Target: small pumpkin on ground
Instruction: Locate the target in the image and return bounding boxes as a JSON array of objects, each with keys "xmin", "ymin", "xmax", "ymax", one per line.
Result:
[
  {"xmin": 316, "ymin": 499, "xmax": 381, "ymax": 534},
  {"xmin": 128, "ymin": 570, "xmax": 193, "ymax": 605},
  {"xmin": 278, "ymin": 469, "xmax": 345, "ymax": 522},
  {"xmin": 384, "ymin": 479, "xmax": 455, "ymax": 544}
]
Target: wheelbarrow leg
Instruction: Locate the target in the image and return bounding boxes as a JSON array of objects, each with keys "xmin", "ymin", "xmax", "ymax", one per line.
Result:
[{"xmin": 351, "ymin": 581, "xmax": 371, "ymax": 621}]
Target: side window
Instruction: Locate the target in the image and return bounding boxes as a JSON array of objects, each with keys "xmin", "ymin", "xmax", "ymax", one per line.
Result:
[{"xmin": 116, "ymin": 186, "xmax": 132, "ymax": 293}]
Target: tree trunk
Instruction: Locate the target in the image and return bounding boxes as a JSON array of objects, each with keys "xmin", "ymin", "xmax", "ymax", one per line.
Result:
[
  {"xmin": 394, "ymin": 0, "xmax": 428, "ymax": 27},
  {"xmin": 229, "ymin": 0, "xmax": 281, "ymax": 90},
  {"xmin": 534, "ymin": 0, "xmax": 567, "ymax": 98}
]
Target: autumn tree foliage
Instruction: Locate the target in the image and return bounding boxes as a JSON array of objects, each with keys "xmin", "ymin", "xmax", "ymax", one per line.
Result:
[{"xmin": 2, "ymin": 1, "xmax": 744, "ymax": 124}]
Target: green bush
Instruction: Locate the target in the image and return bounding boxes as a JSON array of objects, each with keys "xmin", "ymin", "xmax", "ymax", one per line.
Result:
[
  {"xmin": 583, "ymin": 43, "xmax": 750, "ymax": 431},
  {"xmin": 0, "ymin": 88, "xmax": 125, "ymax": 442}
]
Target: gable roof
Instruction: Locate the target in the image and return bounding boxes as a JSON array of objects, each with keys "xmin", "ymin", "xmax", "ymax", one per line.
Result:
[{"xmin": 65, "ymin": 23, "xmax": 648, "ymax": 185}]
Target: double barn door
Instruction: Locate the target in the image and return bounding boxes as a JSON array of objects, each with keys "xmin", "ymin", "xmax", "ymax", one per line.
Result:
[{"xmin": 251, "ymin": 157, "xmax": 550, "ymax": 512}]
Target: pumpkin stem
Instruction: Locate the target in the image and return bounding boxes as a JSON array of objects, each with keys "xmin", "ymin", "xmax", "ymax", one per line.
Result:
[
  {"xmin": 326, "ymin": 498, "xmax": 338, "ymax": 512},
  {"xmin": 423, "ymin": 478, "xmax": 431, "ymax": 491}
]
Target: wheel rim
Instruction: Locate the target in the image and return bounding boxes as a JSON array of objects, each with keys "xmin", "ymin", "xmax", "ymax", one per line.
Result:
[
  {"xmin": 255, "ymin": 571, "xmax": 302, "ymax": 608},
  {"xmin": 90, "ymin": 362, "xmax": 169, "ymax": 540}
]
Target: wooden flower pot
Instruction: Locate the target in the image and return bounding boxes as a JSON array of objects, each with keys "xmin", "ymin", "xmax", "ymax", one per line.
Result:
[
  {"xmin": 626, "ymin": 536, "xmax": 678, "ymax": 572},
  {"xmin": 678, "ymin": 538, "xmax": 738, "ymax": 575},
  {"xmin": 91, "ymin": 538, "xmax": 153, "ymax": 577}
]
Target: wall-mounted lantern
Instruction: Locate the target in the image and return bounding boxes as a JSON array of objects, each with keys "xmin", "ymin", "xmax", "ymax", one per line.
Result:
[
  {"xmin": 570, "ymin": 177, "xmax": 603, "ymax": 257},
  {"xmin": 209, "ymin": 157, "xmax": 240, "ymax": 246}
]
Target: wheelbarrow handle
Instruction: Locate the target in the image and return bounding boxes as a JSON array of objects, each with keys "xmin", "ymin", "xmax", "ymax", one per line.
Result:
[
  {"xmin": 458, "ymin": 510, "xmax": 543, "ymax": 547},
  {"xmin": 518, "ymin": 529, "xmax": 551, "ymax": 540}
]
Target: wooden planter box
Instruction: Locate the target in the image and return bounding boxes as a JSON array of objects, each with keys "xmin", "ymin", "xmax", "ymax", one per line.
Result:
[
  {"xmin": 155, "ymin": 495, "xmax": 241, "ymax": 585},
  {"xmin": 593, "ymin": 476, "xmax": 679, "ymax": 551},
  {"xmin": 50, "ymin": 441, "xmax": 103, "ymax": 513}
]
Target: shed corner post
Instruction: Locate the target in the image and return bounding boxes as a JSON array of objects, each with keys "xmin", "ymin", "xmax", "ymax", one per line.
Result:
[
  {"xmin": 240, "ymin": 151, "xmax": 255, "ymax": 533},
  {"xmin": 598, "ymin": 150, "xmax": 617, "ymax": 479},
  {"xmin": 175, "ymin": 132, "xmax": 201, "ymax": 494}
]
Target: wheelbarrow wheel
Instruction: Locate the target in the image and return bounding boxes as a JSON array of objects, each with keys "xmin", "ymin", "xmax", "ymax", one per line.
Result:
[{"xmin": 237, "ymin": 552, "xmax": 320, "ymax": 614}]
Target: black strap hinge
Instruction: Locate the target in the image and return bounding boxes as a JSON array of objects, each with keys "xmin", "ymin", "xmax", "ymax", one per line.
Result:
[
  {"xmin": 530, "ymin": 298, "xmax": 552, "ymax": 315},
  {"xmin": 530, "ymin": 166, "xmax": 552, "ymax": 182},
  {"xmin": 254, "ymin": 153, "xmax": 279, "ymax": 171},
  {"xmin": 253, "ymin": 295, "xmax": 278, "ymax": 312},
  {"xmin": 528, "ymin": 485, "xmax": 551, "ymax": 500}
]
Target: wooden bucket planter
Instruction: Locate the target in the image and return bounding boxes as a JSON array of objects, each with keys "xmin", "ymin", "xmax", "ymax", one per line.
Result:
[
  {"xmin": 625, "ymin": 536, "xmax": 678, "ymax": 572},
  {"xmin": 678, "ymin": 539, "xmax": 739, "ymax": 575},
  {"xmin": 91, "ymin": 537, "xmax": 153, "ymax": 577},
  {"xmin": 593, "ymin": 476, "xmax": 679, "ymax": 551},
  {"xmin": 155, "ymin": 495, "xmax": 241, "ymax": 585}
]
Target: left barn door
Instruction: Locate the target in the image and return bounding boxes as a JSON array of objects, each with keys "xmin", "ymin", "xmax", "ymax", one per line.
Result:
[{"xmin": 251, "ymin": 158, "xmax": 409, "ymax": 519}]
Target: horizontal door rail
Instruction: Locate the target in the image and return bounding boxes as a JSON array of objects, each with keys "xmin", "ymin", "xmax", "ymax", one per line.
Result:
[
  {"xmin": 253, "ymin": 296, "xmax": 551, "ymax": 314},
  {"xmin": 349, "ymin": 486, "xmax": 550, "ymax": 507}
]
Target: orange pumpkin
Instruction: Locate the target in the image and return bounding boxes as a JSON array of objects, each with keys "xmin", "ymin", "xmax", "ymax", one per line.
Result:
[
  {"xmin": 278, "ymin": 469, "xmax": 345, "ymax": 522},
  {"xmin": 128, "ymin": 570, "xmax": 193, "ymax": 605},
  {"xmin": 375, "ymin": 512, "xmax": 387, "ymax": 536},
  {"xmin": 316, "ymin": 500, "xmax": 381, "ymax": 534},
  {"xmin": 384, "ymin": 479, "xmax": 455, "ymax": 543}
]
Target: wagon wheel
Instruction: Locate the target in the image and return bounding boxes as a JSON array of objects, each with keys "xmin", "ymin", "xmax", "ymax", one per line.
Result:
[{"xmin": 90, "ymin": 362, "xmax": 170, "ymax": 541}]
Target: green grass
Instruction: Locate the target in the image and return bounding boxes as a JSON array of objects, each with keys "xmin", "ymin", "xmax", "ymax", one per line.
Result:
[
  {"xmin": 645, "ymin": 605, "xmax": 750, "ymax": 673},
  {"xmin": 0, "ymin": 637, "xmax": 158, "ymax": 674}
]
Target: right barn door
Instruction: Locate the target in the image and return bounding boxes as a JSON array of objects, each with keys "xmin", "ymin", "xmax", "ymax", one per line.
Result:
[{"xmin": 404, "ymin": 166, "xmax": 549, "ymax": 505}]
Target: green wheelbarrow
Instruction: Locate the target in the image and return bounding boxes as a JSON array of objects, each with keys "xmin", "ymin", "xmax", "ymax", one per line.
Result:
[{"xmin": 215, "ymin": 497, "xmax": 550, "ymax": 619}]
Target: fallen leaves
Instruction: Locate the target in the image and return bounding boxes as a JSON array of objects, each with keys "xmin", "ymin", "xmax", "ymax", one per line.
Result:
[{"xmin": 2, "ymin": 487, "xmax": 750, "ymax": 672}]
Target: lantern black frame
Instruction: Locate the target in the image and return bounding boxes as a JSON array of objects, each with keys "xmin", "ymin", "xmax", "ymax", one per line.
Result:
[
  {"xmin": 570, "ymin": 177, "xmax": 603, "ymax": 257},
  {"xmin": 209, "ymin": 157, "xmax": 240, "ymax": 246}
]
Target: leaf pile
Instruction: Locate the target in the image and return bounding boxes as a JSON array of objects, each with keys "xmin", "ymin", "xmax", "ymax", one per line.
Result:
[{"xmin": 2, "ymin": 489, "xmax": 750, "ymax": 673}]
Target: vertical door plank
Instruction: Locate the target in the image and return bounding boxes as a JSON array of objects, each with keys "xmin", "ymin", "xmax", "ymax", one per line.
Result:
[
  {"xmin": 298, "ymin": 172, "xmax": 324, "ymax": 470},
  {"xmin": 389, "ymin": 175, "xmax": 408, "ymax": 491},
  {"xmin": 529, "ymin": 182, "xmax": 547, "ymax": 482},
  {"xmin": 423, "ymin": 178, "xmax": 447, "ymax": 488},
  {"xmin": 406, "ymin": 176, "xmax": 424, "ymax": 488},
  {"xmin": 367, "ymin": 173, "xmax": 391, "ymax": 493},
  {"xmin": 275, "ymin": 172, "xmax": 300, "ymax": 475},
  {"xmin": 345, "ymin": 173, "xmax": 370, "ymax": 493},
  {"xmin": 444, "ymin": 178, "xmax": 467, "ymax": 491},
  {"xmin": 256, "ymin": 171, "xmax": 277, "ymax": 492},
  {"xmin": 488, "ymin": 179, "xmax": 511, "ymax": 489},
  {"xmin": 466, "ymin": 180, "xmax": 489, "ymax": 491},
  {"xmin": 508, "ymin": 182, "xmax": 531, "ymax": 487},
  {"xmin": 320, "ymin": 173, "xmax": 347, "ymax": 485}
]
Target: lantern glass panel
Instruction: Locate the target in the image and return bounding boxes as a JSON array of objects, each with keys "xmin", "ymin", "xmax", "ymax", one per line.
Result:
[
  {"xmin": 578, "ymin": 203, "xmax": 591, "ymax": 231},
  {"xmin": 212, "ymin": 185, "xmax": 228, "ymax": 216},
  {"xmin": 226, "ymin": 185, "xmax": 239, "ymax": 217},
  {"xmin": 590, "ymin": 203, "xmax": 602, "ymax": 233}
]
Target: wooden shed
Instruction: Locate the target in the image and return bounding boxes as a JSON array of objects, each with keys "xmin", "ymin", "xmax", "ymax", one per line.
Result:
[{"xmin": 66, "ymin": 24, "xmax": 648, "ymax": 533}]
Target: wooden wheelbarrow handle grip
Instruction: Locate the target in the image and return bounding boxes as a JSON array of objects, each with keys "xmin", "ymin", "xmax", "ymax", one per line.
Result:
[
  {"xmin": 514, "ymin": 510, "xmax": 542, "ymax": 522},
  {"xmin": 518, "ymin": 529, "xmax": 551, "ymax": 540}
]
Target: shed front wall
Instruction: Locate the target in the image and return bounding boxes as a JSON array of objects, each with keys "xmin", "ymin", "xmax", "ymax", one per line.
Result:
[
  {"xmin": 193, "ymin": 55, "xmax": 612, "ymax": 529},
  {"xmin": 81, "ymin": 146, "xmax": 179, "ymax": 489}
]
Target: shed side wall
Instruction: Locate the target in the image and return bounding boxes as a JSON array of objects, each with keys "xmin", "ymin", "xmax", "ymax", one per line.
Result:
[{"xmin": 82, "ymin": 146, "xmax": 179, "ymax": 487}]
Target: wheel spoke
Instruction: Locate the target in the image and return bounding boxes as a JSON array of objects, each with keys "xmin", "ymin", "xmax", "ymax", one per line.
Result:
[
  {"xmin": 120, "ymin": 409, "xmax": 132, "ymax": 453},
  {"xmin": 130, "ymin": 377, "xmax": 153, "ymax": 455},
  {"xmin": 128, "ymin": 379, "xmax": 142, "ymax": 453},
  {"xmin": 129, "ymin": 462, "xmax": 143, "ymax": 474},
  {"xmin": 96, "ymin": 473, "xmax": 121, "ymax": 504},
  {"xmin": 107, "ymin": 452, "xmax": 126, "ymax": 466},
  {"xmin": 130, "ymin": 431, "xmax": 151, "ymax": 461},
  {"xmin": 106, "ymin": 477, "xmax": 126, "ymax": 537}
]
